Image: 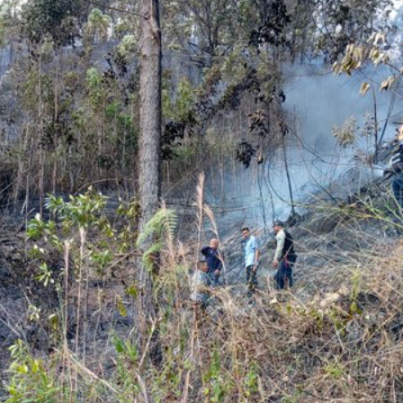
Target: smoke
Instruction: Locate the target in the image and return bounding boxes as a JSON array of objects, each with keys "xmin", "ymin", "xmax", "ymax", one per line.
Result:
[
  {"xmin": 284, "ymin": 64, "xmax": 395, "ymax": 151},
  {"xmin": 202, "ymin": 5, "xmax": 403, "ymax": 232},
  {"xmin": 205, "ymin": 62, "xmax": 400, "ymax": 232}
]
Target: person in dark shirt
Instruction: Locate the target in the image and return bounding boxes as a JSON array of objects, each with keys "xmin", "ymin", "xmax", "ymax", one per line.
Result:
[
  {"xmin": 272, "ymin": 220, "xmax": 297, "ymax": 290},
  {"xmin": 384, "ymin": 125, "xmax": 403, "ymax": 210},
  {"xmin": 201, "ymin": 238, "xmax": 224, "ymax": 285}
]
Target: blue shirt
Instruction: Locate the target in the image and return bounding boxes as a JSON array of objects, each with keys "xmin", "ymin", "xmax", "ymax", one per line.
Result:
[{"xmin": 242, "ymin": 235, "xmax": 259, "ymax": 267}]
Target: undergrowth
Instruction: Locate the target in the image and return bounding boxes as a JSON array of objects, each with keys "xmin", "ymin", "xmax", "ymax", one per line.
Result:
[{"xmin": 2, "ymin": 186, "xmax": 403, "ymax": 403}]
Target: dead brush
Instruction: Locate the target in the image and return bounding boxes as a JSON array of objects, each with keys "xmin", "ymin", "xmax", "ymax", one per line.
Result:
[
  {"xmin": 4, "ymin": 183, "xmax": 403, "ymax": 403},
  {"xmin": 166, "ymin": 252, "xmax": 403, "ymax": 403},
  {"xmin": 153, "ymin": 192, "xmax": 403, "ymax": 403}
]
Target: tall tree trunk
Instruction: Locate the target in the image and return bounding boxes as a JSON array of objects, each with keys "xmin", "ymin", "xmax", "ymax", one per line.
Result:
[
  {"xmin": 139, "ymin": 0, "xmax": 162, "ymax": 228},
  {"xmin": 137, "ymin": 0, "xmax": 162, "ymax": 369}
]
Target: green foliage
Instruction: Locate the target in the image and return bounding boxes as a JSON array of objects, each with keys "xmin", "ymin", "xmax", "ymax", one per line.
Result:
[
  {"xmin": 22, "ymin": 0, "xmax": 87, "ymax": 46},
  {"xmin": 77, "ymin": 68, "xmax": 138, "ymax": 177},
  {"xmin": 163, "ymin": 0, "xmax": 241, "ymax": 62},
  {"xmin": 323, "ymin": 361, "xmax": 345, "ymax": 380},
  {"xmin": 6, "ymin": 10, "xmax": 138, "ymax": 195},
  {"xmin": 243, "ymin": 361, "xmax": 259, "ymax": 399},
  {"xmin": 114, "ymin": 336, "xmax": 138, "ymax": 363},
  {"xmin": 85, "ymin": 67, "xmax": 105, "ymax": 107},
  {"xmin": 26, "ymin": 190, "xmax": 140, "ymax": 291},
  {"xmin": 142, "ymin": 241, "xmax": 163, "ymax": 272},
  {"xmin": 36, "ymin": 262, "xmax": 54, "ymax": 287},
  {"xmin": 163, "ymin": 78, "xmax": 195, "ymax": 121},
  {"xmin": 112, "ymin": 336, "xmax": 141, "ymax": 402},
  {"xmin": 174, "ymin": 79, "xmax": 196, "ymax": 121},
  {"xmin": 136, "ymin": 208, "xmax": 177, "ymax": 248},
  {"xmin": 349, "ymin": 270, "xmax": 363, "ymax": 315},
  {"xmin": 27, "ymin": 214, "xmax": 61, "ymax": 251},
  {"xmin": 220, "ymin": 46, "xmax": 249, "ymax": 83},
  {"xmin": 5, "ymin": 340, "xmax": 60, "ymax": 403},
  {"xmin": 151, "ymin": 355, "xmax": 183, "ymax": 402},
  {"xmin": 0, "ymin": 4, "xmax": 9, "ymax": 46},
  {"xmin": 45, "ymin": 190, "xmax": 109, "ymax": 228},
  {"xmin": 202, "ymin": 349, "xmax": 234, "ymax": 402},
  {"xmin": 86, "ymin": 8, "xmax": 111, "ymax": 41},
  {"xmin": 351, "ymin": 271, "xmax": 362, "ymax": 300},
  {"xmin": 116, "ymin": 297, "xmax": 128, "ymax": 317},
  {"xmin": 21, "ymin": 68, "xmax": 54, "ymax": 113},
  {"xmin": 136, "ymin": 208, "xmax": 177, "ymax": 273},
  {"xmin": 116, "ymin": 34, "xmax": 137, "ymax": 61},
  {"xmin": 90, "ymin": 249, "xmax": 113, "ymax": 273},
  {"xmin": 116, "ymin": 198, "xmax": 141, "ymax": 253},
  {"xmin": 27, "ymin": 214, "xmax": 56, "ymax": 240}
]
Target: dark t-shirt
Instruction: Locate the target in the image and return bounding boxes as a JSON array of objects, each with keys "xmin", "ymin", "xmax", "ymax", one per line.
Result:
[
  {"xmin": 201, "ymin": 246, "xmax": 223, "ymax": 274},
  {"xmin": 391, "ymin": 143, "xmax": 403, "ymax": 174},
  {"xmin": 283, "ymin": 230, "xmax": 296, "ymax": 260}
]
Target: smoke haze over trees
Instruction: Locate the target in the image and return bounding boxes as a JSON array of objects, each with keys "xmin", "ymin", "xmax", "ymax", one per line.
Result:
[
  {"xmin": 2, "ymin": 0, "xmax": 403, "ymax": 402},
  {"xmin": 0, "ymin": 0, "xmax": 400, "ymax": 210}
]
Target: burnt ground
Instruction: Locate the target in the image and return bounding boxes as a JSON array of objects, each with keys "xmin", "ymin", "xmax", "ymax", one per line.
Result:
[
  {"xmin": 0, "ymin": 214, "xmax": 139, "ymax": 395},
  {"xmin": 1, "ymin": 181, "xmax": 402, "ymax": 398}
]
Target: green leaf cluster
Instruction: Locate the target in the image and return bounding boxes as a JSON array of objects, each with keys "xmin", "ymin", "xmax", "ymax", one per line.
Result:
[
  {"xmin": 5, "ymin": 340, "xmax": 60, "ymax": 403},
  {"xmin": 22, "ymin": 0, "xmax": 87, "ymax": 46}
]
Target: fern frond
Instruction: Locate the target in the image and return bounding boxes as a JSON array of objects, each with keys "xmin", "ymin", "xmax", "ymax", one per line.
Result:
[
  {"xmin": 142, "ymin": 242, "xmax": 163, "ymax": 272},
  {"xmin": 136, "ymin": 208, "xmax": 177, "ymax": 247}
]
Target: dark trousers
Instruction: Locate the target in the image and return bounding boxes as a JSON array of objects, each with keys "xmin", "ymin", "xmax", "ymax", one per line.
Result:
[
  {"xmin": 207, "ymin": 272, "xmax": 220, "ymax": 286},
  {"xmin": 275, "ymin": 256, "xmax": 296, "ymax": 290},
  {"xmin": 246, "ymin": 265, "xmax": 258, "ymax": 293},
  {"xmin": 392, "ymin": 173, "xmax": 403, "ymax": 210}
]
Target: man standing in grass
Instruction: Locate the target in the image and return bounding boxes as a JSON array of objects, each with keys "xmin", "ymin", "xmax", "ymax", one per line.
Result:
[
  {"xmin": 201, "ymin": 238, "xmax": 224, "ymax": 285},
  {"xmin": 384, "ymin": 125, "xmax": 403, "ymax": 212},
  {"xmin": 241, "ymin": 227, "xmax": 260, "ymax": 295},
  {"xmin": 272, "ymin": 220, "xmax": 297, "ymax": 290}
]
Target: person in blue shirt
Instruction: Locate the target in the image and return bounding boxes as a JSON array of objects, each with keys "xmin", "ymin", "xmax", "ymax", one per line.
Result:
[
  {"xmin": 201, "ymin": 238, "xmax": 224, "ymax": 285},
  {"xmin": 241, "ymin": 227, "xmax": 260, "ymax": 295}
]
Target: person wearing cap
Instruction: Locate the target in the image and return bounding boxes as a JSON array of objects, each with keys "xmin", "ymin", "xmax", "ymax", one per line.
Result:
[
  {"xmin": 272, "ymin": 220, "xmax": 297, "ymax": 290},
  {"xmin": 241, "ymin": 227, "xmax": 260, "ymax": 295},
  {"xmin": 384, "ymin": 125, "xmax": 403, "ymax": 211}
]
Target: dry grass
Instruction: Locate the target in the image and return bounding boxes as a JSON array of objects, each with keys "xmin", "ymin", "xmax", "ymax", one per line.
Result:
[{"xmin": 2, "ymin": 193, "xmax": 403, "ymax": 403}]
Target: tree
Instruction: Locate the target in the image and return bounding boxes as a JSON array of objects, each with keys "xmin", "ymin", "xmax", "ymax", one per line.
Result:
[
  {"xmin": 22, "ymin": 0, "xmax": 89, "ymax": 46},
  {"xmin": 163, "ymin": 0, "xmax": 240, "ymax": 66},
  {"xmin": 139, "ymin": 0, "xmax": 162, "ymax": 232},
  {"xmin": 332, "ymin": 2, "xmax": 400, "ymax": 159},
  {"xmin": 137, "ymin": 0, "xmax": 162, "ymax": 349}
]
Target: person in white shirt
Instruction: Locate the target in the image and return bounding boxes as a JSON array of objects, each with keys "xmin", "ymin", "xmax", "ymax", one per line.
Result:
[{"xmin": 241, "ymin": 227, "xmax": 260, "ymax": 295}]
